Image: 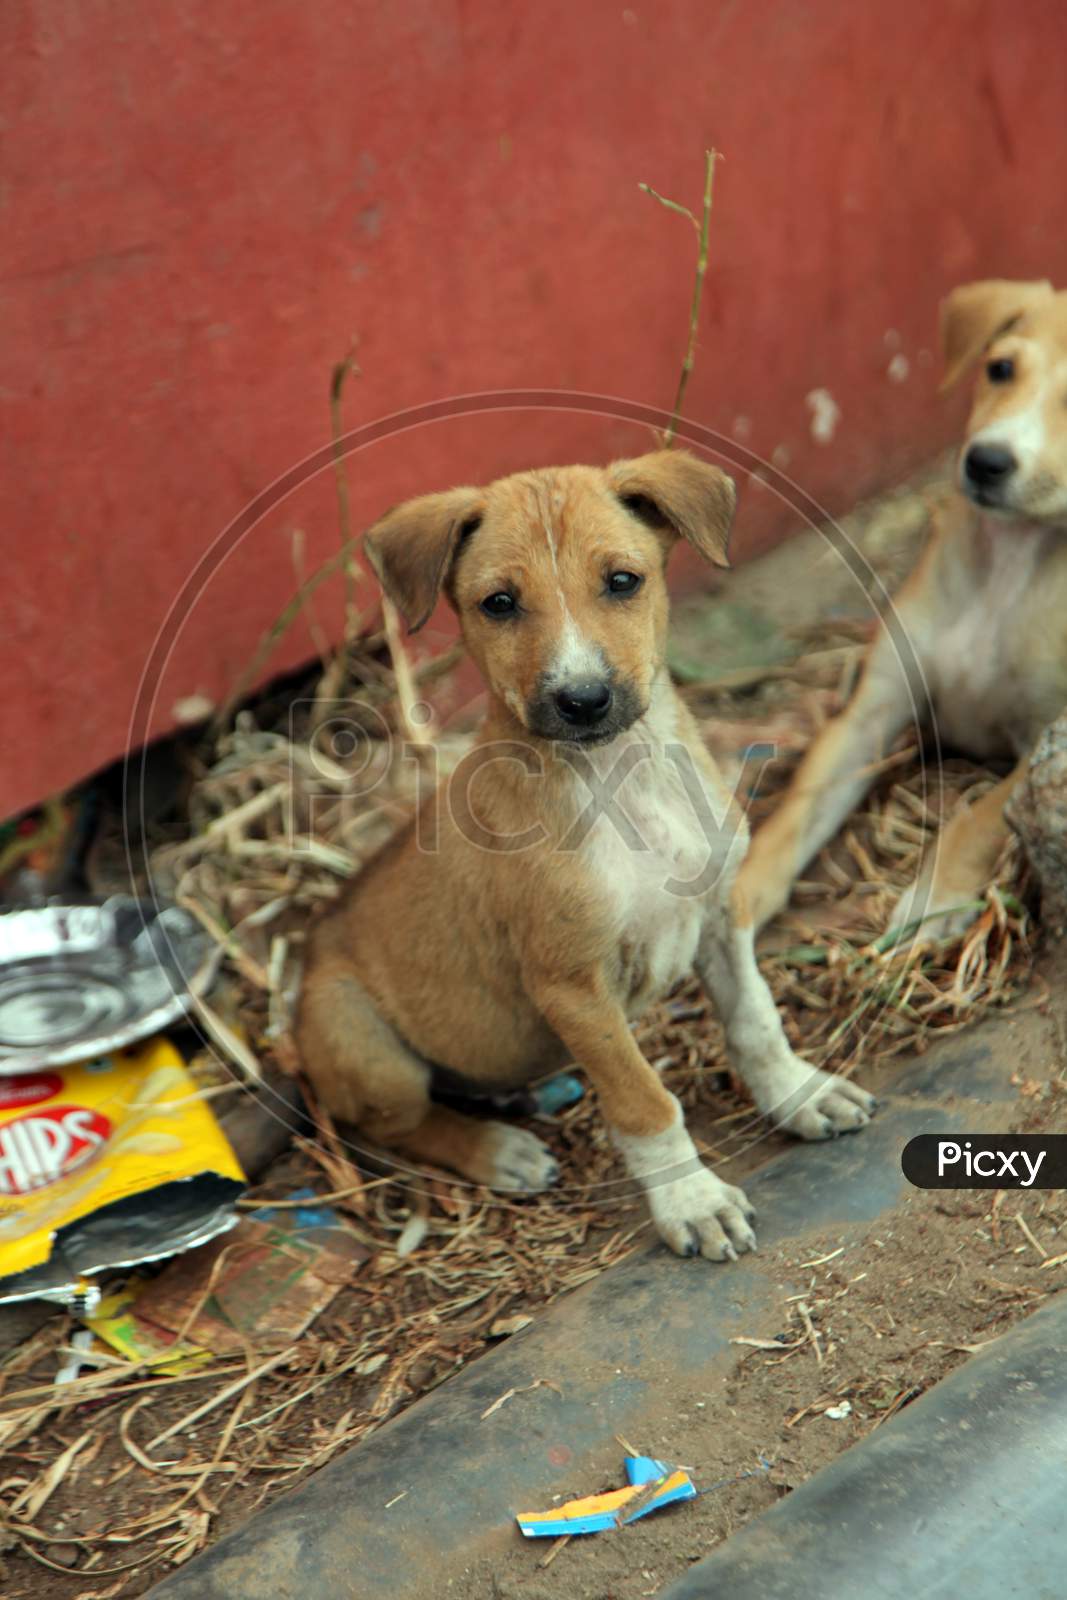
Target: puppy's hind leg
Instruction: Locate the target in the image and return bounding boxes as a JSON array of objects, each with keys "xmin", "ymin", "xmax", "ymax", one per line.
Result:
[
  {"xmin": 887, "ymin": 760, "xmax": 1026, "ymax": 942},
  {"xmin": 296, "ymin": 961, "xmax": 559, "ymax": 1192}
]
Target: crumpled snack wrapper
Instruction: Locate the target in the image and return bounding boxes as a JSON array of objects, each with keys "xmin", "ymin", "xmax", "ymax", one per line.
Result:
[{"xmin": 0, "ymin": 1038, "xmax": 245, "ymax": 1310}]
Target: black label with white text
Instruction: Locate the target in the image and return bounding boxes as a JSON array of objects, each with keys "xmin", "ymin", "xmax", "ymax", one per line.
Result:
[{"xmin": 902, "ymin": 1134, "xmax": 1067, "ymax": 1190}]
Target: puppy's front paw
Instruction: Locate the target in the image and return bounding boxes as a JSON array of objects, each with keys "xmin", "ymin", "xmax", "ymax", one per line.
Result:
[
  {"xmin": 764, "ymin": 1061, "xmax": 875, "ymax": 1142},
  {"xmin": 479, "ymin": 1123, "xmax": 560, "ymax": 1193},
  {"xmin": 648, "ymin": 1168, "xmax": 757, "ymax": 1261}
]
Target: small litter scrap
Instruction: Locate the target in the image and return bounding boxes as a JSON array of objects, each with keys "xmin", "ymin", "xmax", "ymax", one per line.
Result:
[
  {"xmin": 529, "ymin": 1072, "xmax": 585, "ymax": 1115},
  {"xmin": 517, "ymin": 1455, "xmax": 697, "ymax": 1537},
  {"xmin": 88, "ymin": 1209, "xmax": 365, "ymax": 1363},
  {"xmin": 0, "ymin": 1037, "xmax": 245, "ymax": 1309}
]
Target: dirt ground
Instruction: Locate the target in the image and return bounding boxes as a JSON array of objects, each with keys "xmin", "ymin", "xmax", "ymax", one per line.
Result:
[{"xmin": 432, "ymin": 943, "xmax": 1067, "ymax": 1600}]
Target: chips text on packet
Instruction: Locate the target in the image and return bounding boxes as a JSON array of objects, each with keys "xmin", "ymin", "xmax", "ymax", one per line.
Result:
[{"xmin": 0, "ymin": 1038, "xmax": 245, "ymax": 1309}]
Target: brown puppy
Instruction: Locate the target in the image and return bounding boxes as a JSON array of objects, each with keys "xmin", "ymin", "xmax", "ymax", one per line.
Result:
[
  {"xmin": 738, "ymin": 279, "xmax": 1067, "ymax": 940},
  {"xmin": 296, "ymin": 450, "xmax": 874, "ymax": 1260}
]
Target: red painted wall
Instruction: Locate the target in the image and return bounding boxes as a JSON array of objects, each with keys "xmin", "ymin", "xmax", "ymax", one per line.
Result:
[{"xmin": 4, "ymin": 0, "xmax": 1066, "ymax": 818}]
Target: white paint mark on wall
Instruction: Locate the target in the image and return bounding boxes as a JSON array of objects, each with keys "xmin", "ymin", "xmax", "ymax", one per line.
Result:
[
  {"xmin": 732, "ymin": 415, "xmax": 752, "ymax": 441},
  {"xmin": 771, "ymin": 443, "xmax": 791, "ymax": 470},
  {"xmin": 805, "ymin": 388, "xmax": 841, "ymax": 445},
  {"xmin": 887, "ymin": 353, "xmax": 910, "ymax": 384},
  {"xmin": 172, "ymin": 694, "xmax": 214, "ymax": 724}
]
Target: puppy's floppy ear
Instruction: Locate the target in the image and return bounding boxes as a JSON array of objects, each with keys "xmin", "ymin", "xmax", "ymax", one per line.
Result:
[
  {"xmin": 940, "ymin": 278, "xmax": 1054, "ymax": 390},
  {"xmin": 363, "ymin": 487, "xmax": 483, "ymax": 633},
  {"xmin": 608, "ymin": 449, "xmax": 736, "ymax": 569}
]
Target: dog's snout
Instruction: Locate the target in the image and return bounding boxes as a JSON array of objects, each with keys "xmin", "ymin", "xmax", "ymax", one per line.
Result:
[
  {"xmin": 965, "ymin": 442, "xmax": 1018, "ymax": 488},
  {"xmin": 554, "ymin": 680, "xmax": 613, "ymax": 727}
]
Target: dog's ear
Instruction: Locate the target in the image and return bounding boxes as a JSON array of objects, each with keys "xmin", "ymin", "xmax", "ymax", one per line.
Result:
[
  {"xmin": 363, "ymin": 487, "xmax": 483, "ymax": 633},
  {"xmin": 940, "ymin": 278, "xmax": 1054, "ymax": 390},
  {"xmin": 608, "ymin": 449, "xmax": 736, "ymax": 568}
]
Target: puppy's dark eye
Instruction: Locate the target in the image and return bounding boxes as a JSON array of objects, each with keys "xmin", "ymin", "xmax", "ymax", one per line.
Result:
[
  {"xmin": 607, "ymin": 570, "xmax": 643, "ymax": 597},
  {"xmin": 480, "ymin": 591, "xmax": 517, "ymax": 620},
  {"xmin": 987, "ymin": 357, "xmax": 1015, "ymax": 383}
]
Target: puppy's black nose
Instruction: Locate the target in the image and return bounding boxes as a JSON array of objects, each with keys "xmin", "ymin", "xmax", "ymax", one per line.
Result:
[
  {"xmin": 555, "ymin": 681, "xmax": 612, "ymax": 727},
  {"xmin": 965, "ymin": 442, "xmax": 1017, "ymax": 487}
]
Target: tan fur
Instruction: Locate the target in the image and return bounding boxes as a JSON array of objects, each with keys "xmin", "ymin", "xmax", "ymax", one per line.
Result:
[
  {"xmin": 297, "ymin": 450, "xmax": 873, "ymax": 1259},
  {"xmin": 738, "ymin": 279, "xmax": 1067, "ymax": 940},
  {"xmin": 939, "ymin": 279, "xmax": 1053, "ymax": 393}
]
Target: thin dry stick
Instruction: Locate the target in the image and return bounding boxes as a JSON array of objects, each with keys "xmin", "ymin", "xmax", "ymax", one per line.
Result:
[
  {"xmin": 538, "ymin": 1534, "xmax": 572, "ymax": 1568},
  {"xmin": 640, "ymin": 147, "xmax": 719, "ymax": 446},
  {"xmin": 382, "ymin": 596, "xmax": 433, "ymax": 747},
  {"xmin": 188, "ymin": 992, "xmax": 263, "ymax": 1084},
  {"xmin": 329, "ymin": 348, "xmax": 429, "ymax": 747},
  {"xmin": 234, "ymin": 1175, "xmax": 393, "ymax": 1209},
  {"xmin": 329, "ymin": 342, "xmax": 364, "ymax": 640},
  {"xmin": 797, "ymin": 1300, "xmax": 824, "ymax": 1366},
  {"xmin": 170, "ymin": 1238, "xmax": 247, "ymax": 1348},
  {"xmin": 145, "ymin": 1349, "xmax": 292, "ymax": 1452},
  {"xmin": 306, "ymin": 1091, "xmax": 367, "ymax": 1211},
  {"xmin": 1015, "ymin": 1212, "xmax": 1047, "ymax": 1260},
  {"xmin": 1, "ymin": 1361, "xmax": 247, "ymax": 1414},
  {"xmin": 290, "ymin": 527, "xmax": 332, "ymax": 668}
]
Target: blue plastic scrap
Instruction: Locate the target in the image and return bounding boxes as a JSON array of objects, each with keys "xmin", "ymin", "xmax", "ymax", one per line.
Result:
[
  {"xmin": 530, "ymin": 1073, "xmax": 585, "ymax": 1115},
  {"xmin": 516, "ymin": 1455, "xmax": 698, "ymax": 1538}
]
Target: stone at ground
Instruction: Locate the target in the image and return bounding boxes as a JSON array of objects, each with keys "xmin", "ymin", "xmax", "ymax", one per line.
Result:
[{"xmin": 1007, "ymin": 710, "xmax": 1067, "ymax": 936}]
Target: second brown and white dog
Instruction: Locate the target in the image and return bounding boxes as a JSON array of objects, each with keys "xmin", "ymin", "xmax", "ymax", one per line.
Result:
[
  {"xmin": 739, "ymin": 278, "xmax": 1067, "ymax": 940},
  {"xmin": 296, "ymin": 450, "xmax": 874, "ymax": 1261}
]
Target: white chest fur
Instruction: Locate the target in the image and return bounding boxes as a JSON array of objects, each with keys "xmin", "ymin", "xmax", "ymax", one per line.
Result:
[
  {"xmin": 571, "ymin": 691, "xmax": 741, "ymax": 1009},
  {"xmin": 926, "ymin": 519, "xmax": 1052, "ymax": 755}
]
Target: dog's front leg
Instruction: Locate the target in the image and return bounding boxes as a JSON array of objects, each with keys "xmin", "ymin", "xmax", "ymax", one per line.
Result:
[
  {"xmin": 697, "ymin": 894, "xmax": 875, "ymax": 1140},
  {"xmin": 529, "ymin": 969, "xmax": 756, "ymax": 1261},
  {"xmin": 736, "ymin": 621, "xmax": 922, "ymax": 931}
]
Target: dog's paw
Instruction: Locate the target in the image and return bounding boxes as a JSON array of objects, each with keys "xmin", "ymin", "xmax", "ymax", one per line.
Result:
[
  {"xmin": 647, "ymin": 1168, "xmax": 757, "ymax": 1261},
  {"xmin": 764, "ymin": 1061, "xmax": 875, "ymax": 1142},
  {"xmin": 480, "ymin": 1123, "xmax": 560, "ymax": 1193}
]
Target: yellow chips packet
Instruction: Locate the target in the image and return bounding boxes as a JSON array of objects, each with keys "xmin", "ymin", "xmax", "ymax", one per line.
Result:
[{"xmin": 0, "ymin": 1038, "xmax": 245, "ymax": 1309}]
